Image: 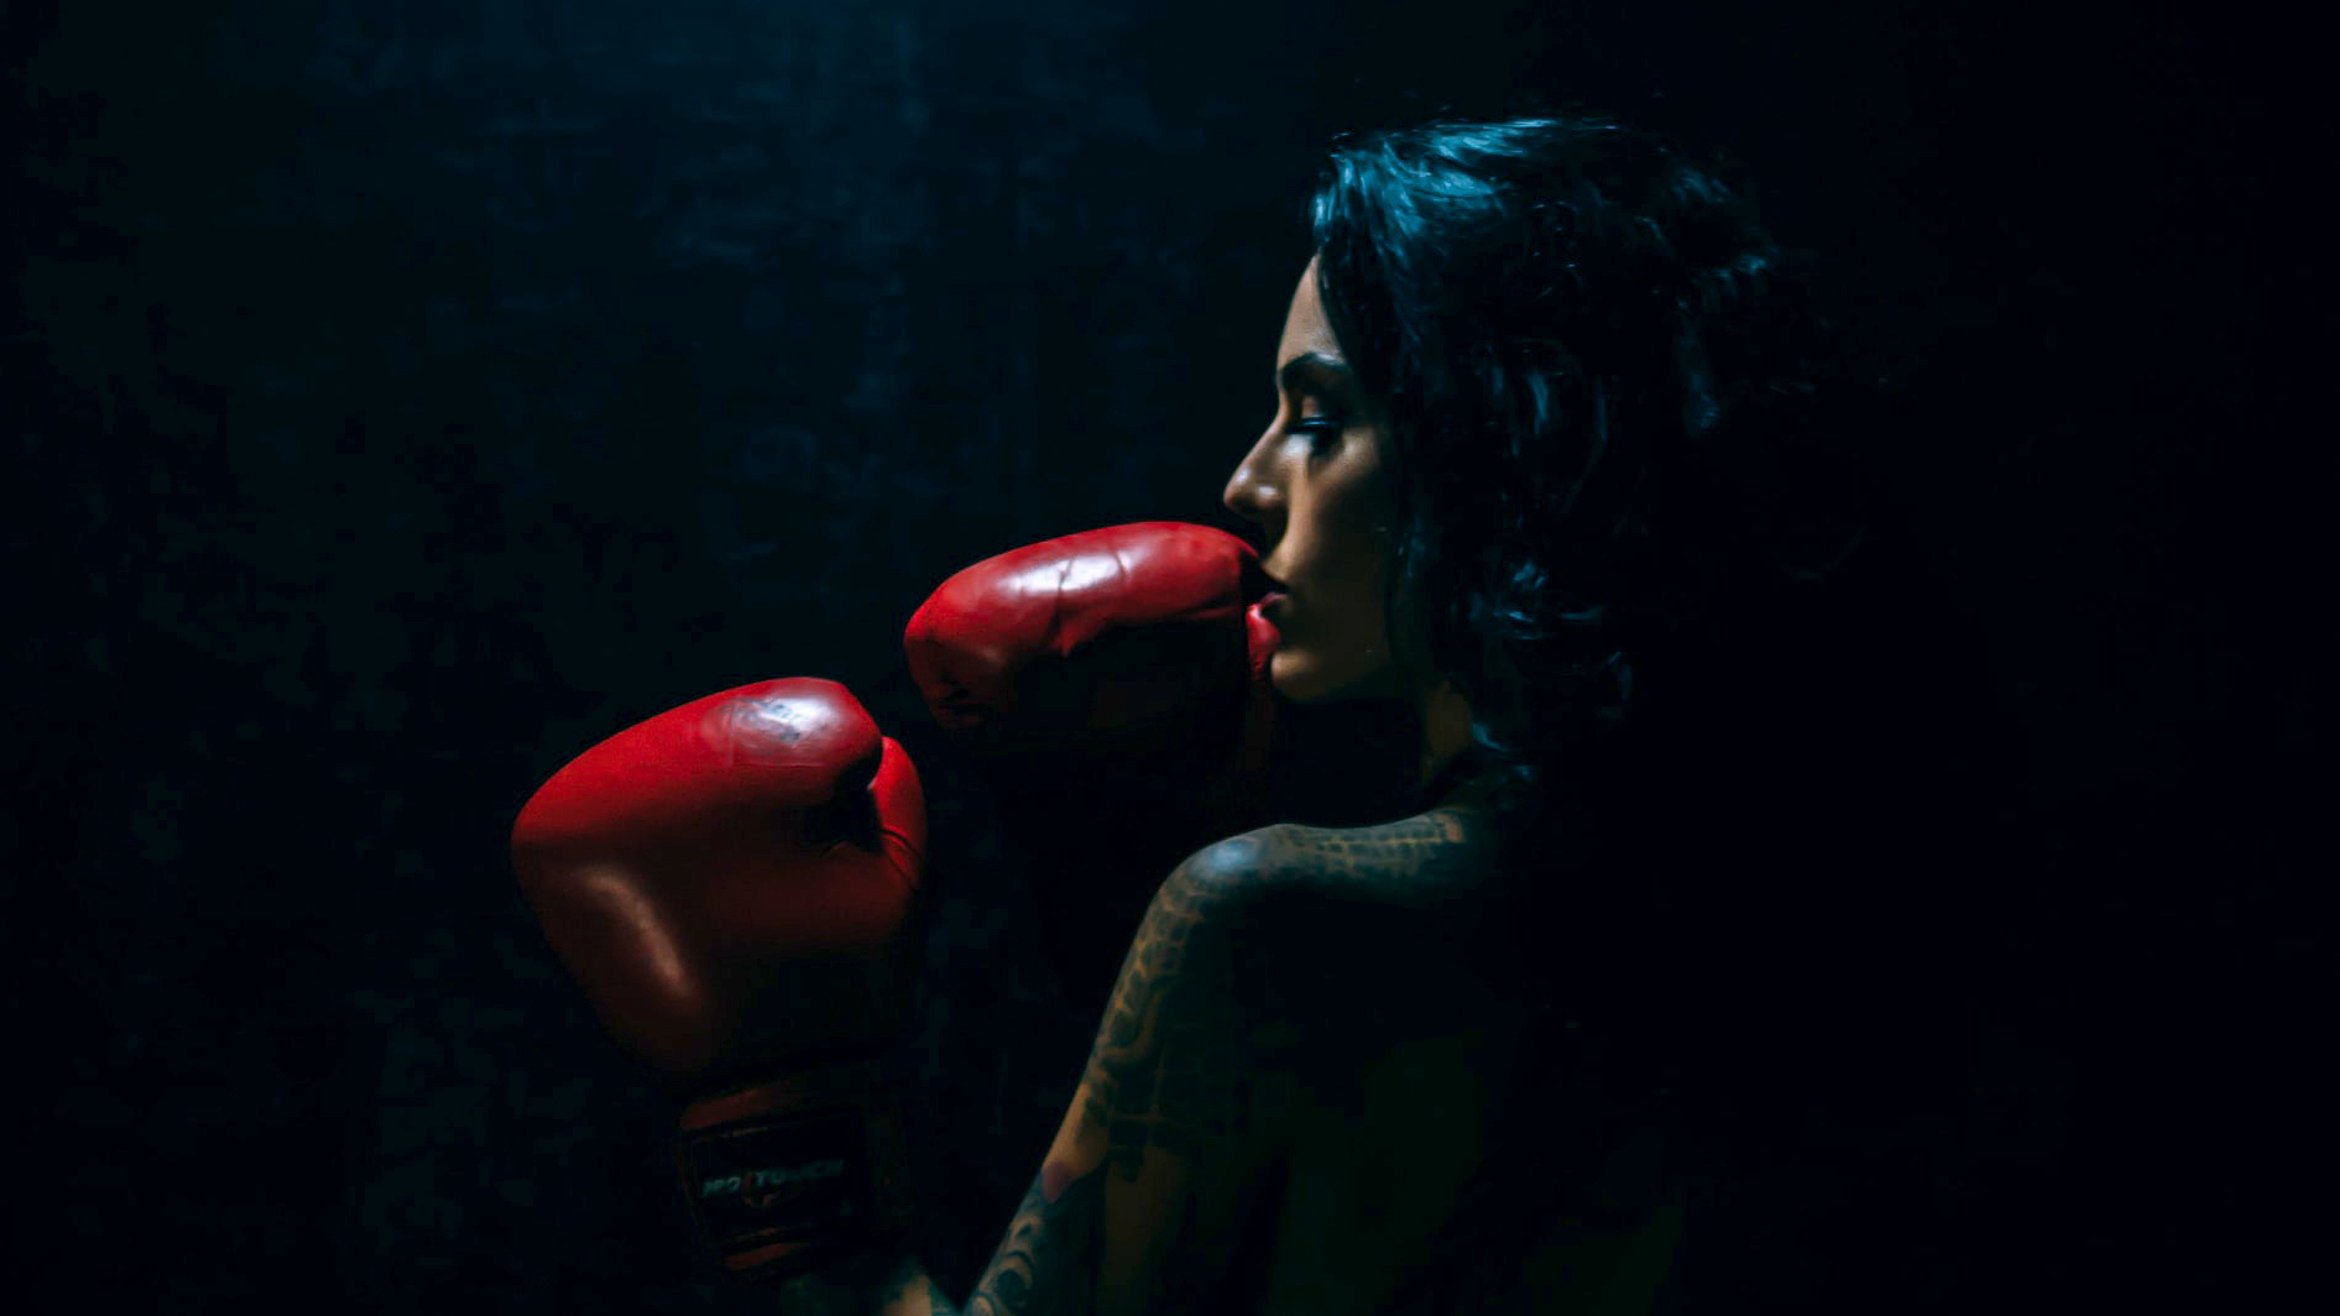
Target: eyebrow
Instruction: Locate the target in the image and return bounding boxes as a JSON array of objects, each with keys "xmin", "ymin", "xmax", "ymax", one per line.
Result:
[{"xmin": 1277, "ymin": 351, "xmax": 1354, "ymax": 395}]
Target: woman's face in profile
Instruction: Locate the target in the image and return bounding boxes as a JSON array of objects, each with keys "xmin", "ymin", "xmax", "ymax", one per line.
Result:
[{"xmin": 1223, "ymin": 257, "xmax": 1406, "ymax": 704}]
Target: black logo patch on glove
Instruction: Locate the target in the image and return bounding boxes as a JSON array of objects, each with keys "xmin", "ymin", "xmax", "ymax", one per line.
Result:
[{"xmin": 679, "ymin": 1107, "xmax": 874, "ymax": 1271}]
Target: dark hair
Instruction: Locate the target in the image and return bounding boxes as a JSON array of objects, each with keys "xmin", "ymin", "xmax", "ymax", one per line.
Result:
[
  {"xmin": 1313, "ymin": 117, "xmax": 2016, "ymax": 1309},
  {"xmin": 1313, "ymin": 115, "xmax": 1869, "ymax": 825}
]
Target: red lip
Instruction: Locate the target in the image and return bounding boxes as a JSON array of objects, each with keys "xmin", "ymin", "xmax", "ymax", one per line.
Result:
[{"xmin": 1259, "ymin": 591, "xmax": 1289, "ymax": 611}]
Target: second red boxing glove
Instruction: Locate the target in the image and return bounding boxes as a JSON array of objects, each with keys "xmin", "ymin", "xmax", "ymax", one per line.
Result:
[
  {"xmin": 902, "ymin": 521, "xmax": 1279, "ymax": 837},
  {"xmin": 510, "ymin": 677, "xmax": 925, "ymax": 1278},
  {"xmin": 901, "ymin": 523, "xmax": 1281, "ymax": 1005}
]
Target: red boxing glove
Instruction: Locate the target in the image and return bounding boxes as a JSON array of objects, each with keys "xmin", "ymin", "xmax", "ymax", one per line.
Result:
[
  {"xmin": 903, "ymin": 521, "xmax": 1278, "ymax": 836},
  {"xmin": 510, "ymin": 678, "xmax": 925, "ymax": 1278},
  {"xmin": 902, "ymin": 523, "xmax": 1280, "ymax": 1000}
]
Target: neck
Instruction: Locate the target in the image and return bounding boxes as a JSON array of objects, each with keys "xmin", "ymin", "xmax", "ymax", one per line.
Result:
[{"xmin": 1416, "ymin": 677, "xmax": 1478, "ymax": 796}]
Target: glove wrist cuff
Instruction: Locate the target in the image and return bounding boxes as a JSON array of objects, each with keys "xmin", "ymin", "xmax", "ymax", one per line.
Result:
[{"xmin": 675, "ymin": 1056, "xmax": 915, "ymax": 1279}]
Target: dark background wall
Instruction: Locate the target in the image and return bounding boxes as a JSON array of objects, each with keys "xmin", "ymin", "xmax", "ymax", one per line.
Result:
[{"xmin": 9, "ymin": 1, "xmax": 2310, "ymax": 1311}]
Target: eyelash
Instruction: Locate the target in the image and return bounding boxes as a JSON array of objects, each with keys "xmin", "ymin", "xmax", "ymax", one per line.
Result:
[{"xmin": 1290, "ymin": 416, "xmax": 1343, "ymax": 454}]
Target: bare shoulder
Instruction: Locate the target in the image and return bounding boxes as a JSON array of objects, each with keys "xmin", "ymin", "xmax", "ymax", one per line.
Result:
[
  {"xmin": 1183, "ymin": 804, "xmax": 1504, "ymax": 911},
  {"xmin": 1206, "ymin": 806, "xmax": 1553, "ymax": 1314},
  {"xmin": 1166, "ymin": 806, "xmax": 1516, "ymax": 1022}
]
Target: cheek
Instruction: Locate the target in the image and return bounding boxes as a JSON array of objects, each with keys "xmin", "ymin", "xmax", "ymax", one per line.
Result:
[
  {"xmin": 1269, "ymin": 446, "xmax": 1404, "ymax": 699},
  {"xmin": 1269, "ymin": 571, "xmax": 1397, "ymax": 703},
  {"xmin": 1324, "ymin": 453, "xmax": 1398, "ymax": 564},
  {"xmin": 1303, "ymin": 479, "xmax": 1396, "ymax": 627}
]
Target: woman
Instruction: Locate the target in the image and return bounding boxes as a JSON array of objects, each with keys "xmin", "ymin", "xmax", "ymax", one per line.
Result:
[{"xmin": 814, "ymin": 113, "xmax": 1999, "ymax": 1315}]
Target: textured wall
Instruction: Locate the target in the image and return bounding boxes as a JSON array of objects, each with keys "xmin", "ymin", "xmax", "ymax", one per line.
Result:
[{"xmin": 9, "ymin": 1, "xmax": 2305, "ymax": 1311}]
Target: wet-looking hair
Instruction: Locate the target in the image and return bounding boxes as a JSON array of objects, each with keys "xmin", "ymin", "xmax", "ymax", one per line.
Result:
[
  {"xmin": 1311, "ymin": 114, "xmax": 1870, "ymax": 825},
  {"xmin": 1314, "ymin": 118, "xmax": 2014, "ymax": 1308}
]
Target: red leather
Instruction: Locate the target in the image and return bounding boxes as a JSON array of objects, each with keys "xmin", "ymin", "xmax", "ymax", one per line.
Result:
[
  {"xmin": 902, "ymin": 521, "xmax": 1279, "ymax": 831},
  {"xmin": 510, "ymin": 677, "xmax": 926, "ymax": 1078},
  {"xmin": 511, "ymin": 678, "xmax": 927, "ymax": 1275}
]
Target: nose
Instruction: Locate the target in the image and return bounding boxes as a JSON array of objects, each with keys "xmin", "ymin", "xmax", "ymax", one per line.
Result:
[{"xmin": 1222, "ymin": 429, "xmax": 1282, "ymax": 527}]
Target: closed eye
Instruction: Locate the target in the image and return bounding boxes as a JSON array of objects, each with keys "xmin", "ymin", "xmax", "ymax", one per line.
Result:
[{"xmin": 1289, "ymin": 416, "xmax": 1343, "ymax": 455}]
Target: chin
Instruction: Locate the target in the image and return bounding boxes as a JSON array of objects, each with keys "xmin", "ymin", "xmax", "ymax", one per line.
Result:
[
  {"xmin": 1269, "ymin": 647, "xmax": 1392, "ymax": 705},
  {"xmin": 1267, "ymin": 650, "xmax": 1331, "ymax": 704}
]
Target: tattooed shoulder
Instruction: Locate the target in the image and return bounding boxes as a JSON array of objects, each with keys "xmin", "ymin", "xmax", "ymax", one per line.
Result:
[
  {"xmin": 1231, "ymin": 806, "xmax": 1501, "ymax": 909},
  {"xmin": 1222, "ymin": 809, "xmax": 1522, "ymax": 1039}
]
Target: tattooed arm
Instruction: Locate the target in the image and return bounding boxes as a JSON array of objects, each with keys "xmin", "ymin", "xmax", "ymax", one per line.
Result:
[
  {"xmin": 954, "ymin": 829, "xmax": 1294, "ymax": 1316},
  {"xmin": 773, "ymin": 831, "xmax": 1289, "ymax": 1316},
  {"xmin": 954, "ymin": 808, "xmax": 1502, "ymax": 1316},
  {"xmin": 778, "ymin": 808, "xmax": 1502, "ymax": 1316}
]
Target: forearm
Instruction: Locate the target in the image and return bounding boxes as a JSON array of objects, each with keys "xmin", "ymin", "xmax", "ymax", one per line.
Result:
[
  {"xmin": 775, "ymin": 1248, "xmax": 961, "ymax": 1316},
  {"xmin": 779, "ymin": 842, "xmax": 1283, "ymax": 1316}
]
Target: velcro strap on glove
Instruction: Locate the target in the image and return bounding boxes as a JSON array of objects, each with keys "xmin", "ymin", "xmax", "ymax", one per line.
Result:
[{"xmin": 674, "ymin": 1057, "xmax": 915, "ymax": 1278}]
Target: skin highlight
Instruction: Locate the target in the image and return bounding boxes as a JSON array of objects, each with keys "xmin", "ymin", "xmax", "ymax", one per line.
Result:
[
  {"xmin": 945, "ymin": 808, "xmax": 1508, "ymax": 1316},
  {"xmin": 1223, "ymin": 256, "xmax": 1478, "ymax": 793}
]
